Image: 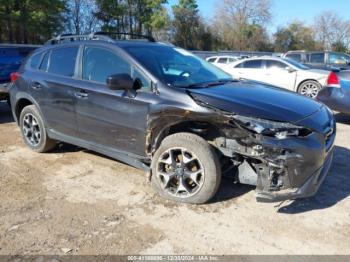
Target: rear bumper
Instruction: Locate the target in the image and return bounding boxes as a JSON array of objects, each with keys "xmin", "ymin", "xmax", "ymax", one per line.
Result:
[
  {"xmin": 256, "ymin": 150, "xmax": 333, "ymax": 203},
  {"xmin": 317, "ymin": 86, "xmax": 350, "ymax": 115}
]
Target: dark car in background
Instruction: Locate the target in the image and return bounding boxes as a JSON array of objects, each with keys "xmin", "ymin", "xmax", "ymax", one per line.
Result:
[
  {"xmin": 317, "ymin": 70, "xmax": 350, "ymax": 115},
  {"xmin": 283, "ymin": 50, "xmax": 350, "ymax": 71},
  {"xmin": 9, "ymin": 33, "xmax": 335, "ymax": 204},
  {"xmin": 0, "ymin": 44, "xmax": 39, "ymax": 102}
]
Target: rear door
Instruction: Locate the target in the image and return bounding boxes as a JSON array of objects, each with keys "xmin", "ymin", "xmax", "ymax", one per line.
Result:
[
  {"xmin": 29, "ymin": 45, "xmax": 79, "ymax": 137},
  {"xmin": 234, "ymin": 59, "xmax": 264, "ymax": 81},
  {"xmin": 74, "ymin": 44, "xmax": 153, "ymax": 156}
]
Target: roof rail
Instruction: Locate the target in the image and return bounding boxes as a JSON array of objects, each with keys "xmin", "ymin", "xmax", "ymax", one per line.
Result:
[
  {"xmin": 94, "ymin": 31, "xmax": 156, "ymax": 42},
  {"xmin": 44, "ymin": 32, "xmax": 114, "ymax": 45},
  {"xmin": 45, "ymin": 32, "xmax": 156, "ymax": 45}
]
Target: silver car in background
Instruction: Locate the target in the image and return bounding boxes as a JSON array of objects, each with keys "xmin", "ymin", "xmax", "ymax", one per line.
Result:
[{"xmin": 219, "ymin": 56, "xmax": 330, "ymax": 98}]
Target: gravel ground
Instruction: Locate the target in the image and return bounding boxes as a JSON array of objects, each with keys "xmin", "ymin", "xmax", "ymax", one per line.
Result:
[{"xmin": 0, "ymin": 101, "xmax": 349, "ymax": 255}]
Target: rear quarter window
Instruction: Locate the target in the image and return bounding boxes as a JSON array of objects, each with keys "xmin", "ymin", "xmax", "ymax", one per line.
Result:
[
  {"xmin": 29, "ymin": 52, "xmax": 43, "ymax": 69},
  {"xmin": 39, "ymin": 52, "xmax": 50, "ymax": 71}
]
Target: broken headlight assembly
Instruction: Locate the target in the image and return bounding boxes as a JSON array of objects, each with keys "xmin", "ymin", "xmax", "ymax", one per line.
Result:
[{"xmin": 232, "ymin": 115, "xmax": 312, "ymax": 139}]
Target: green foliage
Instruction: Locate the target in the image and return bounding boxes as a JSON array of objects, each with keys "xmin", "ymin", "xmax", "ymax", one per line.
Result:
[
  {"xmin": 172, "ymin": 0, "xmax": 216, "ymax": 50},
  {"xmin": 0, "ymin": 0, "xmax": 67, "ymax": 43},
  {"xmin": 274, "ymin": 21, "xmax": 317, "ymax": 52},
  {"xmin": 0, "ymin": 0, "xmax": 348, "ymax": 53},
  {"xmin": 95, "ymin": 0, "xmax": 168, "ymax": 36},
  {"xmin": 332, "ymin": 41, "xmax": 348, "ymax": 53}
]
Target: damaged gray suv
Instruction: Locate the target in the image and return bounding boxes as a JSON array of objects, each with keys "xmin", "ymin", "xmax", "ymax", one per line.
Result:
[{"xmin": 9, "ymin": 33, "xmax": 336, "ymax": 204}]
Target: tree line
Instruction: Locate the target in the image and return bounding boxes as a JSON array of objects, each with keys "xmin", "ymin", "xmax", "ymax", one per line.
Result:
[{"xmin": 1, "ymin": 0, "xmax": 349, "ymax": 53}]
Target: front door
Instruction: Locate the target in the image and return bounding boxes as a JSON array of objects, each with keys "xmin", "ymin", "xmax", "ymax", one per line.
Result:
[
  {"xmin": 262, "ymin": 60, "xmax": 297, "ymax": 91},
  {"xmin": 74, "ymin": 45, "xmax": 154, "ymax": 156}
]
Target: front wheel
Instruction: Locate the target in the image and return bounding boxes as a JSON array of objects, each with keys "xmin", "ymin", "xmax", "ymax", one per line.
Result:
[
  {"xmin": 151, "ymin": 132, "xmax": 221, "ymax": 204},
  {"xmin": 298, "ymin": 80, "xmax": 321, "ymax": 99}
]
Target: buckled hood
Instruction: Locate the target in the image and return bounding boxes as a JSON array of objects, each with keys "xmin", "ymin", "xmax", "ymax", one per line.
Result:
[{"xmin": 189, "ymin": 81, "xmax": 322, "ymax": 123}]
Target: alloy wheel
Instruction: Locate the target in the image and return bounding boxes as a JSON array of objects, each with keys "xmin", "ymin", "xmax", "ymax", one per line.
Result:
[
  {"xmin": 156, "ymin": 147, "xmax": 205, "ymax": 198},
  {"xmin": 22, "ymin": 113, "xmax": 41, "ymax": 147},
  {"xmin": 299, "ymin": 82, "xmax": 320, "ymax": 98}
]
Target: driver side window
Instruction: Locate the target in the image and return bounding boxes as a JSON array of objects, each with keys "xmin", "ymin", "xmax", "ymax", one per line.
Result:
[{"xmin": 82, "ymin": 46, "xmax": 151, "ymax": 91}]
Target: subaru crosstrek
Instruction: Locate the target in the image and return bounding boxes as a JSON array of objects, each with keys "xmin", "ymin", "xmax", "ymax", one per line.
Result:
[{"xmin": 9, "ymin": 33, "xmax": 336, "ymax": 204}]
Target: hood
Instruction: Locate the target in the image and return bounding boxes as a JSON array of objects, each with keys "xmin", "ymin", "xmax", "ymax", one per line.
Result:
[{"xmin": 189, "ymin": 81, "xmax": 322, "ymax": 123}]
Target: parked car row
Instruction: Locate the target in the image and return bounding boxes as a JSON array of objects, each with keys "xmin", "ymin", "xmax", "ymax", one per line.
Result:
[
  {"xmin": 209, "ymin": 53, "xmax": 350, "ymax": 115},
  {"xmin": 0, "ymin": 44, "xmax": 39, "ymax": 102},
  {"xmin": 283, "ymin": 50, "xmax": 350, "ymax": 71},
  {"xmin": 218, "ymin": 56, "xmax": 329, "ymax": 99},
  {"xmin": 6, "ymin": 32, "xmax": 336, "ymax": 205}
]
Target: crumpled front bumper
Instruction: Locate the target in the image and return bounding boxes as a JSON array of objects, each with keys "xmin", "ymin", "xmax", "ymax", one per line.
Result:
[{"xmin": 256, "ymin": 149, "xmax": 333, "ymax": 203}]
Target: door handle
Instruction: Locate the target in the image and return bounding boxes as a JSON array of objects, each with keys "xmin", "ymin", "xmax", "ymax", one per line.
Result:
[{"xmin": 31, "ymin": 82, "xmax": 43, "ymax": 90}]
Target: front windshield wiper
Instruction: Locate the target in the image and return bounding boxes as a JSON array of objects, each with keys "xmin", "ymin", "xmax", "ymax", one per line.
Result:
[{"xmin": 184, "ymin": 79, "xmax": 237, "ymax": 89}]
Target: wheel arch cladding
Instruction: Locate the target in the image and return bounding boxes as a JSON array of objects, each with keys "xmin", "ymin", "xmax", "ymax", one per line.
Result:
[{"xmin": 15, "ymin": 98, "xmax": 33, "ymax": 124}]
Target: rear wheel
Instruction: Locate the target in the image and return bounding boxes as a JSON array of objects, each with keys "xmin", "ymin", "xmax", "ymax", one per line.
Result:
[
  {"xmin": 151, "ymin": 132, "xmax": 221, "ymax": 204},
  {"xmin": 298, "ymin": 80, "xmax": 321, "ymax": 99},
  {"xmin": 19, "ymin": 105, "xmax": 56, "ymax": 153}
]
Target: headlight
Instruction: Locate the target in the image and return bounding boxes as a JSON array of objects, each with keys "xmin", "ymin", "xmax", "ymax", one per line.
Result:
[{"xmin": 232, "ymin": 115, "xmax": 312, "ymax": 139}]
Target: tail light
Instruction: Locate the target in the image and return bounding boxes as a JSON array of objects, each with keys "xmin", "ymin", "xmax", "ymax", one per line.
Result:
[
  {"xmin": 327, "ymin": 71, "xmax": 340, "ymax": 88},
  {"xmin": 10, "ymin": 72, "xmax": 20, "ymax": 82}
]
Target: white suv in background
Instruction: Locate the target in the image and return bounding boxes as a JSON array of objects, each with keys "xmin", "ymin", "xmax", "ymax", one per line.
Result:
[{"xmin": 221, "ymin": 56, "xmax": 330, "ymax": 98}]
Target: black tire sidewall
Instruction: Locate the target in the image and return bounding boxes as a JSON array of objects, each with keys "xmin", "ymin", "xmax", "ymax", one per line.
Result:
[{"xmin": 151, "ymin": 132, "xmax": 221, "ymax": 204}]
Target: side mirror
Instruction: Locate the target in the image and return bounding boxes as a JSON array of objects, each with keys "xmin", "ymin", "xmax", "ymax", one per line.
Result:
[{"xmin": 106, "ymin": 74, "xmax": 134, "ymax": 91}]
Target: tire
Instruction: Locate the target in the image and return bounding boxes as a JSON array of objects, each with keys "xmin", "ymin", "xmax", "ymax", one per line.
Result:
[
  {"xmin": 298, "ymin": 80, "xmax": 321, "ymax": 99},
  {"xmin": 19, "ymin": 105, "xmax": 56, "ymax": 153},
  {"xmin": 151, "ymin": 132, "xmax": 221, "ymax": 204}
]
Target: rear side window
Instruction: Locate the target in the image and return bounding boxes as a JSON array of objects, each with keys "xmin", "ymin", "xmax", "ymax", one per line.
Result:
[
  {"xmin": 286, "ymin": 54, "xmax": 301, "ymax": 62},
  {"xmin": 241, "ymin": 60, "xmax": 262, "ymax": 69},
  {"xmin": 29, "ymin": 52, "xmax": 42, "ymax": 69},
  {"xmin": 309, "ymin": 53, "xmax": 325, "ymax": 63},
  {"xmin": 217, "ymin": 57, "xmax": 228, "ymax": 64},
  {"xmin": 48, "ymin": 47, "xmax": 79, "ymax": 77},
  {"xmin": 207, "ymin": 57, "xmax": 216, "ymax": 63}
]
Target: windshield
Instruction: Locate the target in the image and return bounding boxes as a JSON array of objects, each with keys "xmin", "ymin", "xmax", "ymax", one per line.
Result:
[
  {"xmin": 283, "ymin": 58, "xmax": 310, "ymax": 70},
  {"xmin": 123, "ymin": 45, "xmax": 232, "ymax": 88}
]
